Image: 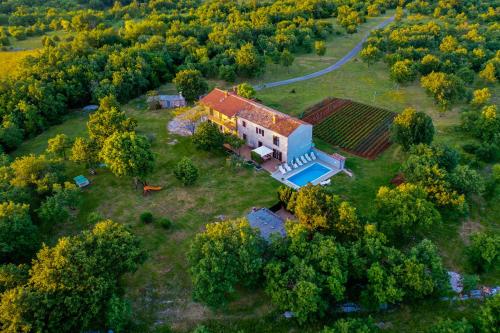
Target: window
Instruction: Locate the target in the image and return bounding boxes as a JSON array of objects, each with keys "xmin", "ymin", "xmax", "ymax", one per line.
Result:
[
  {"xmin": 218, "ymin": 112, "xmax": 222, "ymax": 120},
  {"xmin": 242, "ymin": 121, "xmax": 246, "ymax": 128},
  {"xmin": 258, "ymin": 141, "xmax": 263, "ymax": 147},
  {"xmin": 273, "ymin": 136, "xmax": 279, "ymax": 146},
  {"xmin": 209, "ymin": 109, "xmax": 214, "ymax": 116},
  {"xmin": 243, "ymin": 133, "xmax": 247, "ymax": 141},
  {"xmin": 255, "ymin": 128, "xmax": 265, "ymax": 136}
]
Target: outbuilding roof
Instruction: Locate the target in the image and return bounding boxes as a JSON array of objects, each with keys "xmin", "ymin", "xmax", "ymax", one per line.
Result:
[
  {"xmin": 246, "ymin": 208, "xmax": 286, "ymax": 241},
  {"xmin": 199, "ymin": 88, "xmax": 308, "ymax": 137}
]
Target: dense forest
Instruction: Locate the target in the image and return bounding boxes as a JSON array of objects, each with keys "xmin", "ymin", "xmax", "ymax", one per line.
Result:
[{"xmin": 0, "ymin": 0, "xmax": 403, "ymax": 152}]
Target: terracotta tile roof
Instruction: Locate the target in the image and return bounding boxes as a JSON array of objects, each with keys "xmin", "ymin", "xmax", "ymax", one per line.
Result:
[{"xmin": 199, "ymin": 88, "xmax": 307, "ymax": 137}]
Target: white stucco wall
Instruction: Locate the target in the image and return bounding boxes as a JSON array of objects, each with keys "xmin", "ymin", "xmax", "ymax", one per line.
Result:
[{"xmin": 236, "ymin": 118, "xmax": 289, "ymax": 162}]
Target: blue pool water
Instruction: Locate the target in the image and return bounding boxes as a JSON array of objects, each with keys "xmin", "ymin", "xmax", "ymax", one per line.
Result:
[{"xmin": 287, "ymin": 163, "xmax": 331, "ymax": 187}]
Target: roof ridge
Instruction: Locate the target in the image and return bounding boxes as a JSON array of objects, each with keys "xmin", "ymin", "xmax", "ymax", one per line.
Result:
[{"xmin": 226, "ymin": 91, "xmax": 303, "ymax": 123}]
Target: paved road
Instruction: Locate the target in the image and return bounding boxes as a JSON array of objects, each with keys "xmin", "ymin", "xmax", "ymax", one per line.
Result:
[{"xmin": 254, "ymin": 15, "xmax": 395, "ymax": 91}]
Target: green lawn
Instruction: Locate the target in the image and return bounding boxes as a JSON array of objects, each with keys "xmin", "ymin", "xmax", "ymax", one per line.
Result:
[{"xmin": 7, "ymin": 30, "xmax": 75, "ymax": 50}]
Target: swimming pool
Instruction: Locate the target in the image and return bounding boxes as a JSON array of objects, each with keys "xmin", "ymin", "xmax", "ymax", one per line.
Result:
[{"xmin": 287, "ymin": 163, "xmax": 332, "ymax": 187}]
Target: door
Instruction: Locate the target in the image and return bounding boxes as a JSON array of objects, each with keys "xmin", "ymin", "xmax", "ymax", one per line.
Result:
[
  {"xmin": 273, "ymin": 149, "xmax": 282, "ymax": 161},
  {"xmin": 258, "ymin": 141, "xmax": 263, "ymax": 147}
]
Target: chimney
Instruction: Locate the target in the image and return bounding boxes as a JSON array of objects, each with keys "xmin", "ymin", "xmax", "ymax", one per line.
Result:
[
  {"xmin": 272, "ymin": 114, "xmax": 276, "ymax": 124},
  {"xmin": 224, "ymin": 90, "xmax": 228, "ymax": 97}
]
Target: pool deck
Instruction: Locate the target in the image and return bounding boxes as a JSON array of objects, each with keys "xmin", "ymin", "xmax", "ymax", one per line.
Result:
[{"xmin": 271, "ymin": 159, "xmax": 342, "ymax": 189}]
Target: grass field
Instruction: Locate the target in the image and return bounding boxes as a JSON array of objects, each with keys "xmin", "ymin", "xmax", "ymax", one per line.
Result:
[
  {"xmin": 0, "ymin": 50, "xmax": 37, "ymax": 78},
  {"xmin": 9, "ymin": 11, "xmax": 499, "ymax": 333}
]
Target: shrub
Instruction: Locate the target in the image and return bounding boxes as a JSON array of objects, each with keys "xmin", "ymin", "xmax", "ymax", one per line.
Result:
[
  {"xmin": 461, "ymin": 274, "xmax": 479, "ymax": 292},
  {"xmin": 157, "ymin": 218, "xmax": 172, "ymax": 230},
  {"xmin": 140, "ymin": 211, "xmax": 153, "ymax": 224},
  {"xmin": 192, "ymin": 122, "xmax": 224, "ymax": 151},
  {"xmin": 250, "ymin": 151, "xmax": 263, "ymax": 164},
  {"xmin": 466, "ymin": 232, "xmax": 500, "ymax": 272},
  {"xmin": 174, "ymin": 157, "xmax": 199, "ymax": 186}
]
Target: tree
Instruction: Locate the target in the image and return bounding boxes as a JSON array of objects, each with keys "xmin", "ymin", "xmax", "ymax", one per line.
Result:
[
  {"xmin": 360, "ymin": 44, "xmax": 381, "ymax": 66},
  {"xmin": 0, "ymin": 201, "xmax": 38, "ymax": 264},
  {"xmin": 87, "ymin": 96, "xmax": 137, "ymax": 148},
  {"xmin": 37, "ymin": 184, "xmax": 81, "ymax": 225},
  {"xmin": 322, "ymin": 318, "xmax": 379, "ymax": 333},
  {"xmin": 70, "ymin": 137, "xmax": 99, "ymax": 169},
  {"xmin": 395, "ymin": 6, "xmax": 404, "ymax": 21},
  {"xmin": 174, "ymin": 157, "xmax": 199, "ymax": 186},
  {"xmin": 426, "ymin": 319, "xmax": 473, "ymax": 333},
  {"xmin": 278, "ymin": 185, "xmax": 295, "ymax": 207},
  {"xmin": 390, "ymin": 60, "xmax": 417, "ymax": 84},
  {"xmin": 46, "ymin": 134, "xmax": 70, "ymax": 159},
  {"xmin": 448, "ymin": 165, "xmax": 485, "ymax": 195},
  {"xmin": 375, "ymin": 184, "xmax": 441, "ymax": 243},
  {"xmin": 403, "ymin": 145, "xmax": 465, "ymax": 209},
  {"xmin": 477, "ymin": 294, "xmax": 500, "ymax": 333},
  {"xmin": 9, "ymin": 154, "xmax": 65, "ymax": 193},
  {"xmin": 420, "ymin": 72, "xmax": 465, "ymax": 111},
  {"xmin": 289, "ymin": 184, "xmax": 329, "ymax": 230},
  {"xmin": 100, "ymin": 131, "xmax": 155, "ymax": 184},
  {"xmin": 188, "ymin": 219, "xmax": 266, "ymax": 307},
  {"xmin": 0, "ymin": 123, "xmax": 23, "ymax": 152},
  {"xmin": 236, "ymin": 83, "xmax": 255, "ymax": 99},
  {"xmin": 224, "ymin": 134, "xmax": 245, "ymax": 155},
  {"xmin": 479, "ymin": 62, "xmax": 497, "ymax": 83},
  {"xmin": 466, "ymin": 232, "xmax": 499, "ymax": 273},
  {"xmin": 173, "ymin": 69, "xmax": 208, "ymax": 102},
  {"xmin": 314, "ymin": 40, "xmax": 326, "ymax": 56},
  {"xmin": 420, "ymin": 55, "xmax": 441, "ymax": 75},
  {"xmin": 192, "ymin": 122, "xmax": 224, "ymax": 151},
  {"xmin": 0, "ymin": 220, "xmax": 145, "ymax": 333},
  {"xmin": 289, "ymin": 184, "xmax": 361, "ymax": 240},
  {"xmin": 471, "ymin": 88, "xmax": 491, "ymax": 107},
  {"xmin": 0, "ymin": 264, "xmax": 28, "ymax": 293},
  {"xmin": 280, "ymin": 49, "xmax": 295, "ymax": 72},
  {"xmin": 391, "ymin": 107, "xmax": 435, "ymax": 151},
  {"xmin": 265, "ymin": 223, "xmax": 347, "ymax": 323},
  {"xmin": 106, "ymin": 294, "xmax": 131, "ymax": 333},
  {"xmin": 235, "ymin": 43, "xmax": 264, "ymax": 77}
]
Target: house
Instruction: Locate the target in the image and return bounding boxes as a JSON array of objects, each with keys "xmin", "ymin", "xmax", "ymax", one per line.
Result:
[
  {"xmin": 199, "ymin": 88, "xmax": 313, "ymax": 164},
  {"xmin": 147, "ymin": 94, "xmax": 186, "ymax": 109}
]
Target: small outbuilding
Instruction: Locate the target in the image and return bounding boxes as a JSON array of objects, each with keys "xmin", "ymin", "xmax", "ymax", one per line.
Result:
[
  {"xmin": 147, "ymin": 94, "xmax": 186, "ymax": 109},
  {"xmin": 246, "ymin": 208, "xmax": 286, "ymax": 241},
  {"xmin": 82, "ymin": 105, "xmax": 99, "ymax": 112},
  {"xmin": 74, "ymin": 175, "xmax": 90, "ymax": 188}
]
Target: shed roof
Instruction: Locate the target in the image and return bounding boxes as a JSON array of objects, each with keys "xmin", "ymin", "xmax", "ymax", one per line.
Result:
[{"xmin": 247, "ymin": 208, "xmax": 286, "ymax": 241}]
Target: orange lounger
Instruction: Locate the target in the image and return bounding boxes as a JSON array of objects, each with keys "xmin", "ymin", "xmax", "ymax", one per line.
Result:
[{"xmin": 144, "ymin": 186, "xmax": 162, "ymax": 191}]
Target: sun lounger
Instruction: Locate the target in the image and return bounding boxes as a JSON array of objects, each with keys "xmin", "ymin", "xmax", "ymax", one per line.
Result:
[
  {"xmin": 300, "ymin": 155, "xmax": 308, "ymax": 164},
  {"xmin": 320, "ymin": 179, "xmax": 331, "ymax": 186},
  {"xmin": 284, "ymin": 163, "xmax": 292, "ymax": 172},
  {"xmin": 305, "ymin": 154, "xmax": 312, "ymax": 162},
  {"xmin": 278, "ymin": 165, "xmax": 287, "ymax": 174},
  {"xmin": 310, "ymin": 152, "xmax": 317, "ymax": 160},
  {"xmin": 292, "ymin": 163, "xmax": 299, "ymax": 168},
  {"xmin": 296, "ymin": 158, "xmax": 303, "ymax": 166}
]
